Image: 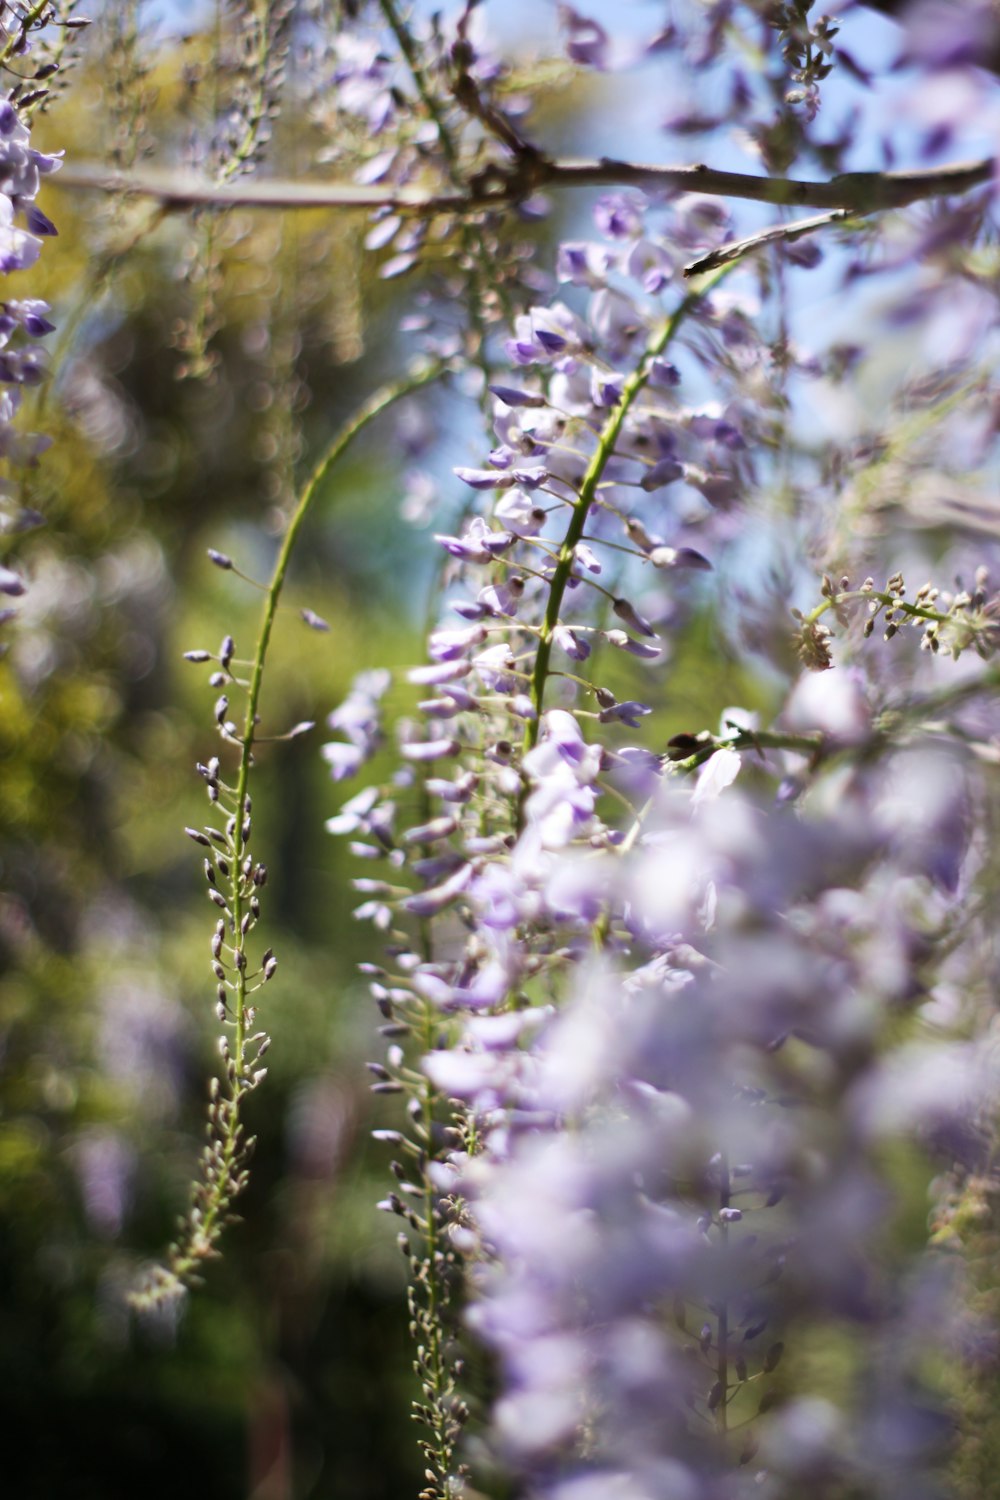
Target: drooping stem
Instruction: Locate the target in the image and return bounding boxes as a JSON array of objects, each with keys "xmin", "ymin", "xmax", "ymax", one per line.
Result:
[
  {"xmin": 133, "ymin": 358, "xmax": 450, "ymax": 1306},
  {"xmin": 230, "ymin": 356, "xmax": 449, "ymax": 1072},
  {"xmin": 716, "ymin": 1151, "xmax": 731, "ymax": 1436},
  {"xmin": 524, "ymin": 263, "xmax": 733, "ymax": 753}
]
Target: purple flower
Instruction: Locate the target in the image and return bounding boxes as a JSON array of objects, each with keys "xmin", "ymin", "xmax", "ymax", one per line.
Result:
[
  {"xmin": 900, "ymin": 0, "xmax": 1000, "ymax": 70},
  {"xmin": 428, "ymin": 623, "xmax": 487, "ymax": 661},
  {"xmin": 73, "ymin": 1130, "xmax": 135, "ymax": 1238},
  {"xmin": 603, "ymin": 630, "xmax": 662, "ymax": 660},
  {"xmin": 640, "ymin": 458, "xmax": 684, "ymax": 492},
  {"xmin": 322, "ymin": 668, "xmax": 392, "ymax": 780},
  {"xmin": 0, "ymin": 195, "xmax": 39, "ymax": 273},
  {"xmin": 400, "ymin": 735, "xmax": 461, "ymax": 762},
  {"xmin": 321, "ymin": 741, "xmax": 366, "ymax": 781},
  {"xmin": 590, "ymin": 368, "xmax": 625, "ymax": 408},
  {"xmin": 594, "ymin": 192, "xmax": 646, "ymax": 240},
  {"xmin": 553, "ymin": 625, "xmax": 591, "ymax": 660},
  {"xmin": 402, "ymin": 860, "xmax": 473, "ymax": 916},
  {"xmin": 589, "ymin": 288, "xmax": 648, "ymax": 358},
  {"xmin": 478, "ymin": 581, "xmax": 521, "ymax": 617},
  {"xmin": 474, "ymin": 642, "xmax": 519, "ymax": 692},
  {"xmin": 691, "ymin": 745, "xmax": 741, "ymax": 805},
  {"xmin": 504, "ymin": 304, "xmax": 588, "ymax": 367},
  {"xmin": 647, "ymin": 358, "xmax": 681, "ymax": 389},
  {"xmin": 454, "ymin": 465, "xmax": 517, "ymax": 491},
  {"xmin": 408, "ymin": 659, "xmax": 473, "ymax": 686},
  {"xmin": 489, "ymin": 384, "xmax": 548, "ymax": 409},
  {"xmin": 494, "ymin": 488, "xmax": 546, "ymax": 536},
  {"xmin": 597, "ymin": 700, "xmax": 651, "ymax": 728},
  {"xmin": 559, "ymin": 5, "xmax": 612, "ymax": 70},
  {"xmin": 436, "ymin": 518, "xmax": 514, "ymax": 561},
  {"xmin": 556, "ymin": 241, "xmax": 611, "ymax": 288}
]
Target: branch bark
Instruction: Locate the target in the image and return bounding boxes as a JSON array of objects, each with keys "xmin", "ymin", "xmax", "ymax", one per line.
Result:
[{"xmin": 54, "ymin": 152, "xmax": 994, "ymax": 217}]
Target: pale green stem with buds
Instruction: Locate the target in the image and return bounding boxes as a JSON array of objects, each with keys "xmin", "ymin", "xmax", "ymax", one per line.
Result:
[{"xmin": 133, "ymin": 359, "xmax": 449, "ymax": 1306}]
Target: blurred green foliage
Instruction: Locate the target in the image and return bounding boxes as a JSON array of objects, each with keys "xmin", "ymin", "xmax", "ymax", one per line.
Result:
[{"xmin": 0, "ymin": 43, "xmax": 449, "ymax": 1497}]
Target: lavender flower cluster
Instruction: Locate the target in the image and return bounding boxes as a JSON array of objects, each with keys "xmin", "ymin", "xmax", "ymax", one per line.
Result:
[
  {"xmin": 318, "ymin": 147, "xmax": 998, "ymax": 1490},
  {"xmin": 324, "ymin": 186, "xmax": 761, "ymax": 972},
  {"xmin": 441, "ymin": 753, "xmax": 985, "ymax": 1498}
]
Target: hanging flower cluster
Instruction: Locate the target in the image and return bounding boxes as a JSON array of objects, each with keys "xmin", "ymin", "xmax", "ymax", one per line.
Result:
[
  {"xmin": 313, "ymin": 14, "xmax": 1000, "ymax": 1484},
  {"xmin": 325, "ymin": 185, "xmax": 763, "ymax": 952},
  {"xmin": 437, "ymin": 749, "xmax": 986, "ymax": 1497}
]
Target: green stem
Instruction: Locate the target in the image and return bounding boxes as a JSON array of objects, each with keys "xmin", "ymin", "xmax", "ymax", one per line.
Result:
[
  {"xmin": 523, "ymin": 264, "xmax": 733, "ymax": 754},
  {"xmin": 228, "ymin": 356, "xmax": 448, "ymax": 1074},
  {"xmin": 134, "ymin": 360, "xmax": 450, "ymax": 1307},
  {"xmin": 378, "ymin": 0, "xmax": 460, "ymax": 174},
  {"xmin": 806, "ymin": 588, "xmax": 963, "ymax": 629},
  {"xmin": 669, "ymin": 727, "xmax": 825, "ymax": 773},
  {"xmin": 217, "ymin": 0, "xmax": 284, "ymax": 185},
  {"xmin": 0, "ymin": 0, "xmax": 49, "ymax": 68},
  {"xmin": 716, "ymin": 1151, "xmax": 731, "ymax": 1435}
]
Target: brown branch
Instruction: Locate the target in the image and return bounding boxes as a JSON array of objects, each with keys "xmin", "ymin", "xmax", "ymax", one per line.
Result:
[
  {"xmin": 53, "ymin": 153, "xmax": 994, "ymax": 217},
  {"xmin": 542, "ymin": 156, "xmax": 994, "ymax": 211}
]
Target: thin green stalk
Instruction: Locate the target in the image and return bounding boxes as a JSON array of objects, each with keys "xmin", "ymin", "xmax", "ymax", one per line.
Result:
[
  {"xmin": 523, "ymin": 264, "xmax": 733, "ymax": 754},
  {"xmin": 0, "ymin": 0, "xmax": 50, "ymax": 68},
  {"xmin": 229, "ymin": 356, "xmax": 448, "ymax": 1071},
  {"xmin": 669, "ymin": 726, "xmax": 824, "ymax": 773},
  {"xmin": 134, "ymin": 358, "xmax": 449, "ymax": 1306},
  {"xmin": 716, "ymin": 1151, "xmax": 731, "ymax": 1435},
  {"xmin": 378, "ymin": 0, "xmax": 460, "ymax": 175},
  {"xmin": 377, "ymin": 0, "xmax": 499, "ymax": 400},
  {"xmin": 805, "ymin": 588, "xmax": 963, "ymax": 630},
  {"xmin": 217, "ymin": 0, "xmax": 286, "ymax": 185}
]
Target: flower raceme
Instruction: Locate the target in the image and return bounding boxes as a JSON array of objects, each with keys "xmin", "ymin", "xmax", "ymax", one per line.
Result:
[
  {"xmin": 316, "ymin": 131, "xmax": 1000, "ymax": 1488},
  {"xmin": 320, "ymin": 176, "xmax": 913, "ymax": 1496},
  {"xmin": 431, "ymin": 756, "xmax": 987, "ymax": 1498}
]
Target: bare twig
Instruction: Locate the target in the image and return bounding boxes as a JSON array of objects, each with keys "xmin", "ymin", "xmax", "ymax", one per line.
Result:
[
  {"xmin": 683, "ymin": 208, "xmax": 852, "ymax": 276},
  {"xmin": 54, "ymin": 152, "xmax": 994, "ymax": 218}
]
